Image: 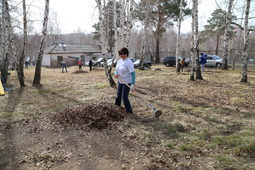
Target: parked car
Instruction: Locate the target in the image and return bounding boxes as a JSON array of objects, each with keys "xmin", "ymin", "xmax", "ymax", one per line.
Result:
[
  {"xmin": 163, "ymin": 56, "xmax": 189, "ymax": 67},
  {"xmin": 130, "ymin": 58, "xmax": 137, "ymax": 62},
  {"xmin": 94, "ymin": 57, "xmax": 104, "ymax": 67},
  {"xmin": 85, "ymin": 60, "xmax": 96, "ymax": 66},
  {"xmin": 134, "ymin": 59, "xmax": 152, "ymax": 68},
  {"xmin": 100, "ymin": 58, "xmax": 117, "ymax": 67},
  {"xmin": 107, "ymin": 58, "xmax": 117, "ymax": 67},
  {"xmin": 204, "ymin": 55, "xmax": 222, "ymax": 68}
]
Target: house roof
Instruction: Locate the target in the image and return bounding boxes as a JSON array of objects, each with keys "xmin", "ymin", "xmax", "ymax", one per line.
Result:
[{"xmin": 44, "ymin": 44, "xmax": 101, "ymax": 54}]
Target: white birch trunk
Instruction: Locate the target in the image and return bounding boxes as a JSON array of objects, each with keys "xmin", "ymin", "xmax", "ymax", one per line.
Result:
[
  {"xmin": 119, "ymin": 0, "xmax": 125, "ymax": 48},
  {"xmin": 175, "ymin": 0, "xmax": 183, "ymax": 72},
  {"xmin": 1, "ymin": 0, "xmax": 10, "ymax": 83},
  {"xmin": 141, "ymin": 0, "xmax": 150, "ymax": 58},
  {"xmin": 96, "ymin": 0, "xmax": 115, "ymax": 86},
  {"xmin": 190, "ymin": 0, "xmax": 202, "ymax": 80},
  {"xmin": 113, "ymin": 0, "xmax": 119, "ymax": 60},
  {"xmin": 222, "ymin": 0, "xmax": 234, "ymax": 70},
  {"xmin": 33, "ymin": 0, "xmax": 50, "ymax": 85},
  {"xmin": 3, "ymin": 0, "xmax": 18, "ymax": 77},
  {"xmin": 193, "ymin": 0, "xmax": 202, "ymax": 80},
  {"xmin": 124, "ymin": 0, "xmax": 134, "ymax": 48},
  {"xmin": 16, "ymin": 0, "xmax": 28, "ymax": 86},
  {"xmin": 140, "ymin": 0, "xmax": 150, "ymax": 68},
  {"xmin": 240, "ymin": 0, "xmax": 251, "ymax": 83}
]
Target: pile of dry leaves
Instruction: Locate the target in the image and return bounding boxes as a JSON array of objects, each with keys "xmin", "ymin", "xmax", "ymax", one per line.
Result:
[
  {"xmin": 72, "ymin": 70, "xmax": 88, "ymax": 74},
  {"xmin": 53, "ymin": 103, "xmax": 127, "ymax": 131}
]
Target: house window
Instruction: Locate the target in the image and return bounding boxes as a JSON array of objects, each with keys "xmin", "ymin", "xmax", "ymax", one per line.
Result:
[
  {"xmin": 57, "ymin": 56, "xmax": 63, "ymax": 61},
  {"xmin": 80, "ymin": 55, "xmax": 85, "ymax": 63}
]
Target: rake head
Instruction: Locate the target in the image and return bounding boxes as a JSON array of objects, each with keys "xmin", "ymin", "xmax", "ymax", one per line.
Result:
[{"xmin": 149, "ymin": 104, "xmax": 162, "ymax": 118}]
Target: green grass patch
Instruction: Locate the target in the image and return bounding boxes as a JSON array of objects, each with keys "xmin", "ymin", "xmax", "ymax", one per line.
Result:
[
  {"xmin": 95, "ymin": 83, "xmax": 109, "ymax": 89},
  {"xmin": 212, "ymin": 135, "xmax": 244, "ymax": 148},
  {"xmin": 166, "ymin": 143, "xmax": 175, "ymax": 148},
  {"xmin": 154, "ymin": 122, "xmax": 186, "ymax": 138},
  {"xmin": 238, "ymin": 142, "xmax": 255, "ymax": 155},
  {"xmin": 178, "ymin": 143, "xmax": 197, "ymax": 151},
  {"xmin": 212, "ymin": 134, "xmax": 255, "ymax": 154},
  {"xmin": 214, "ymin": 154, "xmax": 241, "ymax": 169},
  {"xmin": 0, "ymin": 111, "xmax": 19, "ymax": 118},
  {"xmin": 204, "ymin": 115, "xmax": 220, "ymax": 123},
  {"xmin": 37, "ymin": 89, "xmax": 52, "ymax": 94},
  {"xmin": 197, "ymin": 129, "xmax": 213, "ymax": 140}
]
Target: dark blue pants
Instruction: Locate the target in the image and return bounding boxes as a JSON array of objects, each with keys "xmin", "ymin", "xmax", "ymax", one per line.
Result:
[{"xmin": 115, "ymin": 83, "xmax": 133, "ymax": 113}]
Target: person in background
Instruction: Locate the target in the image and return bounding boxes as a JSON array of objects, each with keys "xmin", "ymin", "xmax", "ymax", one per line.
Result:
[
  {"xmin": 200, "ymin": 53, "xmax": 207, "ymax": 72},
  {"xmin": 115, "ymin": 47, "xmax": 136, "ymax": 114},
  {"xmin": 179, "ymin": 58, "xmax": 185, "ymax": 72},
  {"xmin": 61, "ymin": 60, "xmax": 68, "ymax": 73},
  {"xmin": 78, "ymin": 59, "xmax": 82, "ymax": 70},
  {"xmin": 25, "ymin": 61, "xmax": 28, "ymax": 68},
  {"xmin": 89, "ymin": 59, "xmax": 93, "ymax": 71}
]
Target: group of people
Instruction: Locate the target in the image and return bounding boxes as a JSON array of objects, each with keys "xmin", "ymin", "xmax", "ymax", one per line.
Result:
[
  {"xmin": 60, "ymin": 59, "xmax": 93, "ymax": 73},
  {"xmin": 77, "ymin": 59, "xmax": 93, "ymax": 71},
  {"xmin": 178, "ymin": 53, "xmax": 207, "ymax": 72}
]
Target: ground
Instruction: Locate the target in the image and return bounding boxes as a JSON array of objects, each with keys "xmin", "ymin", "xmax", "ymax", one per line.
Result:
[{"xmin": 0, "ymin": 64, "xmax": 255, "ymax": 170}]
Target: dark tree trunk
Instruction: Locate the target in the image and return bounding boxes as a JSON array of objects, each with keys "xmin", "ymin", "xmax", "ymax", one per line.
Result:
[
  {"xmin": 16, "ymin": 0, "xmax": 28, "ymax": 87},
  {"xmin": 155, "ymin": 36, "xmax": 160, "ymax": 63},
  {"xmin": 222, "ymin": 58, "xmax": 228, "ymax": 70},
  {"xmin": 16, "ymin": 50, "xmax": 25, "ymax": 86},
  {"xmin": 1, "ymin": 57, "xmax": 9, "ymax": 84}
]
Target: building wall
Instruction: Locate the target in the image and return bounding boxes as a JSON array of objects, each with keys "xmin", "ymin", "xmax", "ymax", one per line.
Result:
[
  {"xmin": 42, "ymin": 53, "xmax": 86, "ymax": 67},
  {"xmin": 42, "ymin": 54, "xmax": 51, "ymax": 66},
  {"xmin": 43, "ymin": 53, "xmax": 102, "ymax": 67}
]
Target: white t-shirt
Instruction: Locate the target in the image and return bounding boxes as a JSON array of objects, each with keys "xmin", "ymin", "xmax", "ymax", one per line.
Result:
[{"xmin": 116, "ymin": 58, "xmax": 135, "ymax": 84}]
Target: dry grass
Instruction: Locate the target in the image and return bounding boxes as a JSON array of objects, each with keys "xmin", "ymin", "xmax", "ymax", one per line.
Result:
[{"xmin": 0, "ymin": 64, "xmax": 255, "ymax": 169}]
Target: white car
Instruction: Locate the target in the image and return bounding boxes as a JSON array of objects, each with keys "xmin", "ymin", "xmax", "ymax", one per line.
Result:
[
  {"xmin": 100, "ymin": 58, "xmax": 117, "ymax": 67},
  {"xmin": 204, "ymin": 55, "xmax": 222, "ymax": 68}
]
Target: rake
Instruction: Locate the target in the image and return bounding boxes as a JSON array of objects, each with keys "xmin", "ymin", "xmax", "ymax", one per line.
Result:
[{"xmin": 117, "ymin": 76, "xmax": 162, "ymax": 118}]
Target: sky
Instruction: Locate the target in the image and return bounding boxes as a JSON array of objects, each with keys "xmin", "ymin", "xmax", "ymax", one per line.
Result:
[
  {"xmin": 25, "ymin": 0, "xmax": 253, "ymax": 34},
  {"xmin": 48, "ymin": 0, "xmax": 98, "ymax": 33}
]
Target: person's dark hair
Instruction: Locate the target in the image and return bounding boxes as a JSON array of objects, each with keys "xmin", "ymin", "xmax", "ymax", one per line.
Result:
[
  {"xmin": 119, "ymin": 47, "xmax": 129, "ymax": 57},
  {"xmin": 200, "ymin": 53, "xmax": 203, "ymax": 56}
]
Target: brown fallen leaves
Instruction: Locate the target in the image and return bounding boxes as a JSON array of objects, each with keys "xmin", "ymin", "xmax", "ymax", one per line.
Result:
[{"xmin": 53, "ymin": 103, "xmax": 126, "ymax": 131}]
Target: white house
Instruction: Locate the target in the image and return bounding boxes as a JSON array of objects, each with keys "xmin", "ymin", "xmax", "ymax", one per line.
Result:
[{"xmin": 42, "ymin": 43, "xmax": 101, "ymax": 67}]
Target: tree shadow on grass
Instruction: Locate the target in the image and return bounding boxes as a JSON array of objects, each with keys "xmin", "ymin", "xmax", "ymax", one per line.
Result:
[
  {"xmin": 34, "ymin": 84, "xmax": 85, "ymax": 110},
  {"xmin": 0, "ymin": 87, "xmax": 24, "ymax": 169}
]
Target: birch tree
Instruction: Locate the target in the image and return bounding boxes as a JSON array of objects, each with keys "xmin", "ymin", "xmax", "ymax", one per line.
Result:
[
  {"xmin": 33, "ymin": 0, "xmax": 50, "ymax": 85},
  {"xmin": 2, "ymin": 0, "xmax": 19, "ymax": 84},
  {"xmin": 190, "ymin": 8, "xmax": 195, "ymax": 80},
  {"xmin": 113, "ymin": 0, "xmax": 119, "ymax": 60},
  {"xmin": 140, "ymin": 0, "xmax": 150, "ymax": 69},
  {"xmin": 222, "ymin": 0, "xmax": 234, "ymax": 70},
  {"xmin": 190, "ymin": 0, "xmax": 202, "ymax": 80},
  {"xmin": 240, "ymin": 0, "xmax": 251, "ymax": 83},
  {"xmin": 16, "ymin": 0, "xmax": 28, "ymax": 86},
  {"xmin": 175, "ymin": 0, "xmax": 183, "ymax": 72},
  {"xmin": 124, "ymin": 0, "xmax": 134, "ymax": 48},
  {"xmin": 0, "ymin": 0, "xmax": 10, "ymax": 84},
  {"xmin": 95, "ymin": 0, "xmax": 115, "ymax": 86},
  {"xmin": 95, "ymin": 0, "xmax": 134, "ymax": 86}
]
